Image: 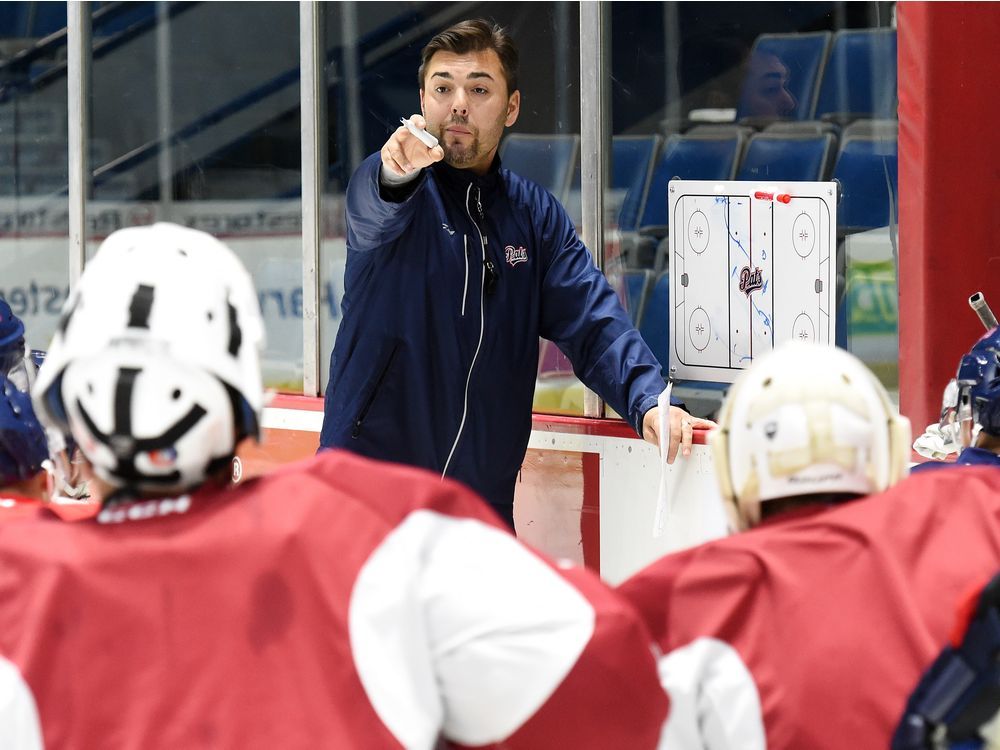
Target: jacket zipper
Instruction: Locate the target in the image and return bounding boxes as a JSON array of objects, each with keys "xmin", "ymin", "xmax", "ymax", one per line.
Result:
[
  {"xmin": 351, "ymin": 344, "xmax": 399, "ymax": 439},
  {"xmin": 461, "ymin": 234, "xmax": 469, "ymax": 317},
  {"xmin": 442, "ymin": 184, "xmax": 487, "ymax": 478}
]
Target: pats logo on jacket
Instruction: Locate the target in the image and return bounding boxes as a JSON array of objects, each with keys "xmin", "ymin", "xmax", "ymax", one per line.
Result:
[{"xmin": 505, "ymin": 245, "xmax": 528, "ymax": 267}]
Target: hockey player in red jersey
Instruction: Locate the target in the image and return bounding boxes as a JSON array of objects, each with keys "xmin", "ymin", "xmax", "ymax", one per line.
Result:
[
  {"xmin": 1, "ymin": 222, "xmax": 667, "ymax": 749},
  {"xmin": 620, "ymin": 341, "xmax": 1000, "ymax": 750}
]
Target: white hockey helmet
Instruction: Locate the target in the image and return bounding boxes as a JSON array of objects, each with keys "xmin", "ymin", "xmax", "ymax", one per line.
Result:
[
  {"xmin": 710, "ymin": 341, "xmax": 910, "ymax": 527},
  {"xmin": 32, "ymin": 223, "xmax": 265, "ymax": 495}
]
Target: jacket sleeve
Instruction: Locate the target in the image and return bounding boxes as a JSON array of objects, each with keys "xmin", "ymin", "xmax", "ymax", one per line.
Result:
[
  {"xmin": 536, "ymin": 194, "xmax": 675, "ymax": 434},
  {"xmin": 348, "ymin": 483, "xmax": 668, "ymax": 750},
  {"xmin": 346, "ymin": 152, "xmax": 428, "ymax": 252}
]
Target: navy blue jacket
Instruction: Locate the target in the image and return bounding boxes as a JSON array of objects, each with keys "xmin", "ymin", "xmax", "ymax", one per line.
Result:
[
  {"xmin": 320, "ymin": 152, "xmax": 669, "ymax": 516},
  {"xmin": 911, "ymin": 445, "xmax": 1000, "ymax": 473}
]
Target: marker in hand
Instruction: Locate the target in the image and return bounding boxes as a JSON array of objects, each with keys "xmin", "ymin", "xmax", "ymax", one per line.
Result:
[{"xmin": 400, "ymin": 117, "xmax": 439, "ymax": 149}]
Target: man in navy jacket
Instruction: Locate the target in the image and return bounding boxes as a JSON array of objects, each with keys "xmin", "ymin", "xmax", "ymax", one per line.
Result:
[{"xmin": 321, "ymin": 19, "xmax": 709, "ymax": 525}]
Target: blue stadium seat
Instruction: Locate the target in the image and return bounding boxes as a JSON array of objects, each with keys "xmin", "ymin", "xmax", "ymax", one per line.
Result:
[
  {"xmin": 622, "ymin": 268, "xmax": 653, "ymax": 325},
  {"xmin": 0, "ymin": 5, "xmax": 31, "ymax": 38},
  {"xmin": 612, "ymin": 134, "xmax": 661, "ymax": 232},
  {"xmin": 639, "ymin": 132, "xmax": 745, "ymax": 230},
  {"xmin": 736, "ymin": 132, "xmax": 836, "ymax": 181},
  {"xmin": 30, "ymin": 3, "xmax": 67, "ymax": 38},
  {"xmin": 638, "ymin": 271, "xmax": 670, "ymax": 375},
  {"xmin": 737, "ymin": 31, "xmax": 833, "ymax": 121},
  {"xmin": 833, "ymin": 131, "xmax": 898, "ymax": 232},
  {"xmin": 499, "ymin": 133, "xmax": 579, "ymax": 204},
  {"xmin": 563, "ymin": 134, "xmax": 660, "ymax": 232},
  {"xmin": 814, "ymin": 29, "xmax": 897, "ymax": 123},
  {"xmin": 91, "ymin": 2, "xmax": 158, "ymax": 37}
]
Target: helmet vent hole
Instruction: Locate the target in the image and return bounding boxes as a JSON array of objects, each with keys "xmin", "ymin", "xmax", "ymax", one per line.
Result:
[
  {"xmin": 762, "ymin": 377, "xmax": 772, "ymax": 387},
  {"xmin": 87, "ymin": 383, "xmax": 94, "ymax": 394},
  {"xmin": 842, "ymin": 373, "xmax": 851, "ymax": 384},
  {"xmin": 177, "ymin": 248, "xmax": 188, "ymax": 257},
  {"xmin": 206, "ymin": 311, "xmax": 214, "ymax": 321},
  {"xmin": 172, "ymin": 389, "xmax": 181, "ymax": 400}
]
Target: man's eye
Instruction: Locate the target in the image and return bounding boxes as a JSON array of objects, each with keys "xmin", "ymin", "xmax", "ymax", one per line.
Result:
[
  {"xmin": 435, "ymin": 86, "xmax": 449, "ymax": 94},
  {"xmin": 472, "ymin": 87, "xmax": 488, "ymax": 95}
]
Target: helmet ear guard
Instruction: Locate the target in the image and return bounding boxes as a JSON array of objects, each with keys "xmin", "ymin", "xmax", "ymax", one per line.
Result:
[
  {"xmin": 879, "ymin": 378, "xmax": 911, "ymax": 488},
  {"xmin": 709, "ymin": 392, "xmax": 737, "ymax": 506}
]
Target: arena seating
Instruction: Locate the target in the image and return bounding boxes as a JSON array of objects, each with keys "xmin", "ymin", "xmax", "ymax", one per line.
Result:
[
  {"xmin": 498, "ymin": 133, "xmax": 579, "ymax": 206},
  {"xmin": 814, "ymin": 28, "xmax": 898, "ymax": 124},
  {"xmin": 833, "ymin": 122, "xmax": 898, "ymax": 234},
  {"xmin": 627, "ymin": 130, "xmax": 746, "ymax": 270},
  {"xmin": 735, "ymin": 131, "xmax": 837, "ymax": 182},
  {"xmin": 623, "ymin": 268, "xmax": 653, "ymax": 325},
  {"xmin": 638, "ymin": 271, "xmax": 671, "ymax": 377},
  {"xmin": 612, "ymin": 134, "xmax": 661, "ymax": 233}
]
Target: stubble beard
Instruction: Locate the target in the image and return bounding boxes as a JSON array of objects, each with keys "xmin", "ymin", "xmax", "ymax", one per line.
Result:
[
  {"xmin": 439, "ymin": 112, "xmax": 505, "ymax": 169},
  {"xmin": 443, "ymin": 135, "xmax": 481, "ymax": 167},
  {"xmin": 440, "ymin": 115, "xmax": 481, "ymax": 167}
]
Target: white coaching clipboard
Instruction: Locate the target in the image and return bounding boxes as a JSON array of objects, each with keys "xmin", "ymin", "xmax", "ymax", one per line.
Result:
[{"xmin": 667, "ymin": 180, "xmax": 837, "ymax": 384}]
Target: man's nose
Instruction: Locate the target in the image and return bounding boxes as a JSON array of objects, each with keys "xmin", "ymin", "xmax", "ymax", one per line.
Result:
[
  {"xmin": 782, "ymin": 89, "xmax": 797, "ymax": 114},
  {"xmin": 451, "ymin": 89, "xmax": 468, "ymax": 115}
]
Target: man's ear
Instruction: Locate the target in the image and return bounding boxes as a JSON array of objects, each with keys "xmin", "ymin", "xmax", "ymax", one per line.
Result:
[
  {"xmin": 27, "ymin": 469, "xmax": 48, "ymax": 501},
  {"xmin": 505, "ymin": 90, "xmax": 520, "ymax": 128},
  {"xmin": 419, "ymin": 88, "xmax": 425, "ymax": 117}
]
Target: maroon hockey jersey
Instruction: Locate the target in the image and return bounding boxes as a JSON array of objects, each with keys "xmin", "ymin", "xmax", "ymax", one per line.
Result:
[
  {"xmin": 0, "ymin": 450, "xmax": 667, "ymax": 749},
  {"xmin": 619, "ymin": 466, "xmax": 1000, "ymax": 750}
]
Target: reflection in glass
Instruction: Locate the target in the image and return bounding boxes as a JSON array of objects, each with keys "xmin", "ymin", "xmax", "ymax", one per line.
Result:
[
  {"xmin": 608, "ymin": 2, "xmax": 899, "ymax": 412},
  {"xmin": 0, "ymin": 1, "xmax": 70, "ymax": 352},
  {"xmin": 87, "ymin": 2, "xmax": 303, "ymax": 390},
  {"xmin": 319, "ymin": 2, "xmax": 585, "ymax": 416}
]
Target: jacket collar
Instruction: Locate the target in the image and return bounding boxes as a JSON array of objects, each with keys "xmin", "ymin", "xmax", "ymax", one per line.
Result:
[
  {"xmin": 959, "ymin": 446, "xmax": 1000, "ymax": 465},
  {"xmin": 431, "ymin": 154, "xmax": 502, "ymax": 199}
]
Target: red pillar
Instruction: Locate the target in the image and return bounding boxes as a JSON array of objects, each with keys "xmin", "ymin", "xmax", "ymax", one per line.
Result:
[{"xmin": 897, "ymin": 3, "xmax": 1000, "ymax": 430}]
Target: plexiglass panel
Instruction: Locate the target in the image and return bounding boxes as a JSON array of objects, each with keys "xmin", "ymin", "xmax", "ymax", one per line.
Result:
[
  {"xmin": 607, "ymin": 1, "xmax": 899, "ymax": 416},
  {"xmin": 319, "ymin": 2, "xmax": 585, "ymax": 415},
  {"xmin": 0, "ymin": 1, "xmax": 70, "ymax": 353},
  {"xmin": 87, "ymin": 1, "xmax": 303, "ymax": 390}
]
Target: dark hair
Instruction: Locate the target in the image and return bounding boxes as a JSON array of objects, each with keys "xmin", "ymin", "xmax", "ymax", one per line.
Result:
[{"xmin": 418, "ymin": 19, "xmax": 519, "ymax": 95}]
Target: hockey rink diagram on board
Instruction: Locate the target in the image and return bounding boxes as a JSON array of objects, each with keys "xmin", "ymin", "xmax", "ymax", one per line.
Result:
[{"xmin": 668, "ymin": 180, "xmax": 837, "ymax": 383}]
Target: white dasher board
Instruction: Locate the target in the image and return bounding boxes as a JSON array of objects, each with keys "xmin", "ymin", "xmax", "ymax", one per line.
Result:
[{"xmin": 668, "ymin": 180, "xmax": 837, "ymax": 383}]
